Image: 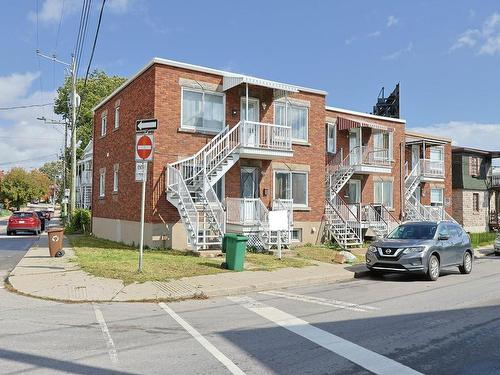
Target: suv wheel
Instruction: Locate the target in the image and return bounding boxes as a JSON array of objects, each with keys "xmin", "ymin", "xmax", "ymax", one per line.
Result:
[
  {"xmin": 459, "ymin": 251, "xmax": 472, "ymax": 274},
  {"xmin": 427, "ymin": 255, "xmax": 440, "ymax": 281}
]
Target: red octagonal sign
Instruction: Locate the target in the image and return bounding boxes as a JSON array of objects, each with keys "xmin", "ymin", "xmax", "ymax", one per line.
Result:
[{"xmin": 135, "ymin": 134, "xmax": 154, "ymax": 161}]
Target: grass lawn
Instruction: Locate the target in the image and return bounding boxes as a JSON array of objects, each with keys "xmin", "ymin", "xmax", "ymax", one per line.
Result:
[
  {"xmin": 68, "ymin": 235, "xmax": 311, "ymax": 284},
  {"xmin": 470, "ymin": 232, "xmax": 498, "ymax": 248}
]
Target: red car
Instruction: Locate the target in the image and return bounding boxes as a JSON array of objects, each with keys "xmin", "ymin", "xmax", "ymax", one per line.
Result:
[{"xmin": 7, "ymin": 211, "xmax": 42, "ymax": 236}]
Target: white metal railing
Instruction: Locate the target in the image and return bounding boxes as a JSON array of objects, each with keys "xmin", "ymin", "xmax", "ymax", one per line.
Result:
[
  {"xmin": 405, "ymin": 160, "xmax": 422, "ymax": 200},
  {"xmin": 202, "ymin": 174, "xmax": 226, "ymax": 235},
  {"xmin": 361, "ymin": 145, "xmax": 391, "ymax": 166},
  {"xmin": 421, "ymin": 159, "xmax": 445, "ymax": 178},
  {"xmin": 226, "ymin": 198, "xmax": 269, "ymax": 226},
  {"xmin": 329, "ymin": 194, "xmax": 362, "ymax": 241},
  {"xmin": 240, "ymin": 121, "xmax": 292, "ymax": 151},
  {"xmin": 362, "ymin": 204, "xmax": 399, "ymax": 234},
  {"xmin": 272, "ymin": 198, "xmax": 294, "ymax": 226},
  {"xmin": 491, "ymin": 175, "xmax": 500, "ymax": 187},
  {"xmin": 78, "ymin": 170, "xmax": 92, "ymax": 185},
  {"xmin": 167, "ymin": 165, "xmax": 198, "ymax": 245},
  {"xmin": 326, "ymin": 148, "xmax": 355, "ymax": 195}
]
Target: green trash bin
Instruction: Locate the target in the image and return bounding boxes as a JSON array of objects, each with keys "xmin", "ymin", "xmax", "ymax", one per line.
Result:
[{"xmin": 225, "ymin": 234, "xmax": 248, "ymax": 271}]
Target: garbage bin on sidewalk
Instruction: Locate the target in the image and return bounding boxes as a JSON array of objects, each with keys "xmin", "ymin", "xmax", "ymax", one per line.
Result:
[
  {"xmin": 47, "ymin": 227, "xmax": 64, "ymax": 257},
  {"xmin": 224, "ymin": 233, "xmax": 248, "ymax": 271}
]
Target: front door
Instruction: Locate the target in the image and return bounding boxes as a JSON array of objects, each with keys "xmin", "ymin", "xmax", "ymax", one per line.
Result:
[
  {"xmin": 346, "ymin": 179, "xmax": 361, "ymax": 220},
  {"xmin": 411, "ymin": 145, "xmax": 420, "ymax": 169},
  {"xmin": 240, "ymin": 167, "xmax": 259, "ymax": 223},
  {"xmin": 349, "ymin": 128, "xmax": 361, "ymax": 165},
  {"xmin": 241, "ymin": 98, "xmax": 260, "ymax": 147}
]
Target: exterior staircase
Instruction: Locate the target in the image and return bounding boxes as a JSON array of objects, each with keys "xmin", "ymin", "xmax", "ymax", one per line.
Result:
[
  {"xmin": 363, "ymin": 203, "xmax": 399, "ymax": 238},
  {"xmin": 325, "ymin": 149, "xmax": 363, "ymax": 248}
]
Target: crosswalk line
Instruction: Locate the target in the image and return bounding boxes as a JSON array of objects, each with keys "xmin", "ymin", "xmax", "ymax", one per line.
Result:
[
  {"xmin": 228, "ymin": 296, "xmax": 422, "ymax": 375},
  {"xmin": 260, "ymin": 290, "xmax": 379, "ymax": 312}
]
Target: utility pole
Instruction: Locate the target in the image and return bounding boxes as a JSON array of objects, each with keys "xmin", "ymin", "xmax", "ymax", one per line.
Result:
[{"xmin": 37, "ymin": 51, "xmax": 78, "ymax": 217}]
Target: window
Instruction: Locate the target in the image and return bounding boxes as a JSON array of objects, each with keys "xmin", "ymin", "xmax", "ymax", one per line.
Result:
[
  {"xmin": 470, "ymin": 156, "xmax": 480, "ymax": 176},
  {"xmin": 327, "ymin": 123, "xmax": 336, "ymax": 153},
  {"xmin": 291, "ymin": 228, "xmax": 302, "ymax": 242},
  {"xmin": 101, "ymin": 115, "xmax": 107, "ymax": 136},
  {"xmin": 374, "ymin": 180, "xmax": 393, "ymax": 208},
  {"xmin": 181, "ymin": 88, "xmax": 224, "ymax": 131},
  {"xmin": 430, "ymin": 146, "xmax": 444, "ymax": 161},
  {"xmin": 99, "ymin": 169, "xmax": 106, "ymax": 197},
  {"xmin": 274, "ymin": 171, "xmax": 308, "ymax": 207},
  {"xmin": 275, "ymin": 102, "xmax": 308, "ymax": 142},
  {"xmin": 430, "ymin": 188, "xmax": 444, "ymax": 206},
  {"xmin": 373, "ymin": 130, "xmax": 393, "ymax": 160},
  {"xmin": 113, "ymin": 164, "xmax": 119, "ymax": 192},
  {"xmin": 114, "ymin": 107, "xmax": 120, "ymax": 129},
  {"xmin": 473, "ymin": 193, "xmax": 480, "ymax": 212}
]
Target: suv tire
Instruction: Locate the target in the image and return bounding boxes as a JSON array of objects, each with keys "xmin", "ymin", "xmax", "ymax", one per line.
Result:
[
  {"xmin": 427, "ymin": 255, "xmax": 440, "ymax": 281},
  {"xmin": 459, "ymin": 251, "xmax": 472, "ymax": 274}
]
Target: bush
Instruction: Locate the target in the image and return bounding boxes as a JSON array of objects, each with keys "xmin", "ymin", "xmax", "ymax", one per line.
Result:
[
  {"xmin": 469, "ymin": 232, "xmax": 497, "ymax": 248},
  {"xmin": 67, "ymin": 209, "xmax": 91, "ymax": 234}
]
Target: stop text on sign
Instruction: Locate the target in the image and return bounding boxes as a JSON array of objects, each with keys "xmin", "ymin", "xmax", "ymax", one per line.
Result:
[{"xmin": 135, "ymin": 133, "xmax": 154, "ymax": 161}]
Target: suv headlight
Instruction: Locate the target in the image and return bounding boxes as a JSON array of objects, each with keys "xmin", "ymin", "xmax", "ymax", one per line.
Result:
[
  {"xmin": 368, "ymin": 245, "xmax": 378, "ymax": 253},
  {"xmin": 402, "ymin": 247, "xmax": 425, "ymax": 254}
]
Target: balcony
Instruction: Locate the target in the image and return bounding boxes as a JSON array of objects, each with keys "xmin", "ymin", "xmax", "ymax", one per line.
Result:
[
  {"xmin": 348, "ymin": 146, "xmax": 392, "ymax": 174},
  {"xmin": 225, "ymin": 197, "xmax": 293, "ymax": 229},
  {"xmin": 420, "ymin": 159, "xmax": 444, "ymax": 180},
  {"xmin": 491, "ymin": 175, "xmax": 500, "ymax": 188},
  {"xmin": 238, "ymin": 121, "xmax": 293, "ymax": 159},
  {"xmin": 77, "ymin": 170, "xmax": 92, "ymax": 186}
]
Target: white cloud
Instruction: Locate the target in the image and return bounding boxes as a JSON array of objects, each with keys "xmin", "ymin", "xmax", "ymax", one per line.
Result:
[
  {"xmin": 0, "ymin": 72, "xmax": 64, "ymax": 171},
  {"xmin": 345, "ymin": 36, "xmax": 356, "ymax": 45},
  {"xmin": 451, "ymin": 12, "xmax": 500, "ymax": 55},
  {"xmin": 409, "ymin": 121, "xmax": 500, "ymax": 150},
  {"xmin": 387, "ymin": 16, "xmax": 399, "ymax": 27},
  {"xmin": 107, "ymin": 0, "xmax": 133, "ymax": 13},
  {"xmin": 367, "ymin": 30, "xmax": 381, "ymax": 38},
  {"xmin": 382, "ymin": 42, "xmax": 413, "ymax": 60}
]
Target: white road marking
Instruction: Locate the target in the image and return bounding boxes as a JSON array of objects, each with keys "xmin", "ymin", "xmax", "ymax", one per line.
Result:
[
  {"xmin": 92, "ymin": 304, "xmax": 118, "ymax": 364},
  {"xmin": 260, "ymin": 290, "xmax": 379, "ymax": 312},
  {"xmin": 159, "ymin": 302, "xmax": 245, "ymax": 375},
  {"xmin": 229, "ymin": 296, "xmax": 422, "ymax": 375}
]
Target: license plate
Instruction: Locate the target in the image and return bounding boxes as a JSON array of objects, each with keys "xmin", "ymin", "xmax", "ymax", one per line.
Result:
[{"xmin": 18, "ymin": 220, "xmax": 25, "ymax": 224}]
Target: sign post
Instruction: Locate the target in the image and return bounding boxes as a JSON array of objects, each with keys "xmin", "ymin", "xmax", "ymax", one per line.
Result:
[
  {"xmin": 135, "ymin": 132, "xmax": 154, "ymax": 272},
  {"xmin": 268, "ymin": 210, "xmax": 288, "ymax": 260}
]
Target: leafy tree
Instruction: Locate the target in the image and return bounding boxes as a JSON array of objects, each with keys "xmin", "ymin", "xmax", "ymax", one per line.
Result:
[
  {"xmin": 54, "ymin": 70, "xmax": 127, "ymax": 154},
  {"xmin": 0, "ymin": 168, "xmax": 51, "ymax": 210},
  {"xmin": 39, "ymin": 160, "xmax": 63, "ymax": 183}
]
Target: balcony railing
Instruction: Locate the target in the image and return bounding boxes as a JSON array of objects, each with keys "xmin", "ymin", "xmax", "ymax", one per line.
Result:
[
  {"xmin": 226, "ymin": 198, "xmax": 268, "ymax": 225},
  {"xmin": 491, "ymin": 175, "xmax": 500, "ymax": 187},
  {"xmin": 77, "ymin": 170, "xmax": 92, "ymax": 186},
  {"xmin": 348, "ymin": 146, "xmax": 391, "ymax": 167},
  {"xmin": 240, "ymin": 121, "xmax": 292, "ymax": 151},
  {"xmin": 420, "ymin": 159, "xmax": 444, "ymax": 178}
]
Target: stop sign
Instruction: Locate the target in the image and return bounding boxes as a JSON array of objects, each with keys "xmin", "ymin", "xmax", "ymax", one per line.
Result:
[{"xmin": 135, "ymin": 134, "xmax": 154, "ymax": 161}]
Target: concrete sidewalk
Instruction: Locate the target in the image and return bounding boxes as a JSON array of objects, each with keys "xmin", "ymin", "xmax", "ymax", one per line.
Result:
[{"xmin": 6, "ymin": 235, "xmax": 358, "ymax": 302}]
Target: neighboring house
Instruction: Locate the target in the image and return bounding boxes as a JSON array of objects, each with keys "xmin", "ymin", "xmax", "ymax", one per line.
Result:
[
  {"xmin": 76, "ymin": 139, "xmax": 93, "ymax": 210},
  {"xmin": 90, "ymin": 57, "xmax": 455, "ymax": 252},
  {"xmin": 404, "ymin": 131, "xmax": 453, "ymax": 223},
  {"xmin": 451, "ymin": 146, "xmax": 500, "ymax": 232}
]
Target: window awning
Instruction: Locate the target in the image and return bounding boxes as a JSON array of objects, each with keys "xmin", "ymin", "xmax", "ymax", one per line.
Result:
[
  {"xmin": 223, "ymin": 74, "xmax": 300, "ymax": 93},
  {"xmin": 336, "ymin": 116, "xmax": 392, "ymax": 131}
]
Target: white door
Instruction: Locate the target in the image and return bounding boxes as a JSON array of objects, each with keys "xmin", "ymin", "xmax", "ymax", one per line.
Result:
[
  {"xmin": 411, "ymin": 145, "xmax": 420, "ymax": 169},
  {"xmin": 241, "ymin": 98, "xmax": 260, "ymax": 147},
  {"xmin": 349, "ymin": 128, "xmax": 361, "ymax": 165},
  {"xmin": 240, "ymin": 167, "xmax": 259, "ymax": 223},
  {"xmin": 347, "ymin": 180, "xmax": 361, "ymax": 220}
]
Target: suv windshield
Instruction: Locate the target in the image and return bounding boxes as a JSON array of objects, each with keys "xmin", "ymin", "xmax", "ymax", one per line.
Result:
[{"xmin": 388, "ymin": 223, "xmax": 438, "ymax": 240}]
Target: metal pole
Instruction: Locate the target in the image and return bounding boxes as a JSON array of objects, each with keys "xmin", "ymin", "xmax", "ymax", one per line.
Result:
[
  {"xmin": 138, "ymin": 161, "xmax": 148, "ymax": 272},
  {"xmin": 63, "ymin": 121, "xmax": 68, "ymax": 217},
  {"xmin": 70, "ymin": 54, "xmax": 77, "ymax": 216}
]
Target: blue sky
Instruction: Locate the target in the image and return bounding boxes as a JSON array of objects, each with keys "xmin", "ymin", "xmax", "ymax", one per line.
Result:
[{"xmin": 1, "ymin": 0, "xmax": 500, "ymax": 169}]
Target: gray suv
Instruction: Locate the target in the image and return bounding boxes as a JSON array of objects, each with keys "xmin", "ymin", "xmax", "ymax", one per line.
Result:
[{"xmin": 366, "ymin": 221, "xmax": 473, "ymax": 281}]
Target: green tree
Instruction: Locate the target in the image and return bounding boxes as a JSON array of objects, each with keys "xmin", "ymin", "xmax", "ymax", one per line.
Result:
[
  {"xmin": 39, "ymin": 160, "xmax": 63, "ymax": 182},
  {"xmin": 54, "ymin": 70, "xmax": 126, "ymax": 154},
  {"xmin": 0, "ymin": 168, "xmax": 49, "ymax": 209}
]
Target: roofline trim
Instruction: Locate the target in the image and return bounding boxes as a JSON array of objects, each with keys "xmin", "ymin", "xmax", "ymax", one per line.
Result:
[
  {"xmin": 405, "ymin": 130, "xmax": 452, "ymax": 143},
  {"xmin": 325, "ymin": 106, "xmax": 406, "ymax": 124}
]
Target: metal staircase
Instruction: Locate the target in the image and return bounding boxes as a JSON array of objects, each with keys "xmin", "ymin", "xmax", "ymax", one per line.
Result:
[
  {"xmin": 166, "ymin": 123, "xmax": 242, "ymax": 250},
  {"xmin": 363, "ymin": 203, "xmax": 399, "ymax": 238},
  {"xmin": 325, "ymin": 149, "xmax": 363, "ymax": 248}
]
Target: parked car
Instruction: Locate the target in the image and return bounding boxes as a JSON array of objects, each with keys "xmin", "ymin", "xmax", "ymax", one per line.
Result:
[
  {"xmin": 366, "ymin": 221, "xmax": 473, "ymax": 281},
  {"xmin": 35, "ymin": 211, "xmax": 46, "ymax": 232},
  {"xmin": 494, "ymin": 233, "xmax": 500, "ymax": 255},
  {"xmin": 7, "ymin": 211, "xmax": 42, "ymax": 236}
]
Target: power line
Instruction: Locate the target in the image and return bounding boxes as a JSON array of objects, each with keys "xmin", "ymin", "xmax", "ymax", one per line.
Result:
[
  {"xmin": 77, "ymin": 0, "xmax": 92, "ymax": 77},
  {"xmin": 0, "ymin": 154, "xmax": 59, "ymax": 166},
  {"xmin": 0, "ymin": 103, "xmax": 54, "ymax": 111},
  {"xmin": 0, "ymin": 136, "xmax": 62, "ymax": 141}
]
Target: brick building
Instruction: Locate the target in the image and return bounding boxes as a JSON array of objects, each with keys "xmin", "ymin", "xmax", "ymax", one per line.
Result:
[{"xmin": 91, "ymin": 57, "xmax": 454, "ymax": 251}]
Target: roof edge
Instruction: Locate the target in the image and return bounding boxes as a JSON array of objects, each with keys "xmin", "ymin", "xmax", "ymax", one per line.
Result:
[
  {"xmin": 325, "ymin": 106, "xmax": 406, "ymax": 124},
  {"xmin": 405, "ymin": 130, "xmax": 452, "ymax": 143}
]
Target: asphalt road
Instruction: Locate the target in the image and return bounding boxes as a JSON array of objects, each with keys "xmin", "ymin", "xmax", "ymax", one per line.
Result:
[{"xmin": 1, "ymin": 232, "xmax": 500, "ymax": 374}]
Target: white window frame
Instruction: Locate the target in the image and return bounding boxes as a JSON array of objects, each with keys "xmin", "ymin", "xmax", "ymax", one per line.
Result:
[
  {"xmin": 99, "ymin": 169, "xmax": 106, "ymax": 197},
  {"xmin": 373, "ymin": 180, "xmax": 393, "ymax": 209},
  {"xmin": 114, "ymin": 106, "xmax": 120, "ymax": 129},
  {"xmin": 430, "ymin": 145, "xmax": 444, "ymax": 161},
  {"xmin": 274, "ymin": 101, "xmax": 309, "ymax": 143},
  {"xmin": 101, "ymin": 115, "xmax": 107, "ymax": 136},
  {"xmin": 430, "ymin": 187, "xmax": 444, "ymax": 206},
  {"xmin": 273, "ymin": 170, "xmax": 308, "ymax": 208},
  {"xmin": 327, "ymin": 122, "xmax": 337, "ymax": 154},
  {"xmin": 180, "ymin": 87, "xmax": 226, "ymax": 132},
  {"xmin": 113, "ymin": 164, "xmax": 119, "ymax": 192},
  {"xmin": 291, "ymin": 228, "xmax": 302, "ymax": 242}
]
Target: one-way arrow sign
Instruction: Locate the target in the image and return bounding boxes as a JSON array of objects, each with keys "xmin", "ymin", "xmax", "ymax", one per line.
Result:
[{"xmin": 136, "ymin": 118, "xmax": 158, "ymax": 132}]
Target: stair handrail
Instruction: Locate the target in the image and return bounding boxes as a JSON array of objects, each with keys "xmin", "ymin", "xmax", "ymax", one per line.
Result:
[
  {"xmin": 202, "ymin": 173, "xmax": 226, "ymax": 235},
  {"xmin": 328, "ymin": 194, "xmax": 362, "ymax": 242},
  {"xmin": 203, "ymin": 121, "xmax": 241, "ymax": 179},
  {"xmin": 404, "ymin": 160, "xmax": 422, "ymax": 199},
  {"xmin": 166, "ymin": 165, "xmax": 199, "ymax": 246}
]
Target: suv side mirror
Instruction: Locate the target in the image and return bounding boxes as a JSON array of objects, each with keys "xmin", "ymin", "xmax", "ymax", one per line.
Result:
[{"xmin": 438, "ymin": 233, "xmax": 449, "ymax": 241}]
